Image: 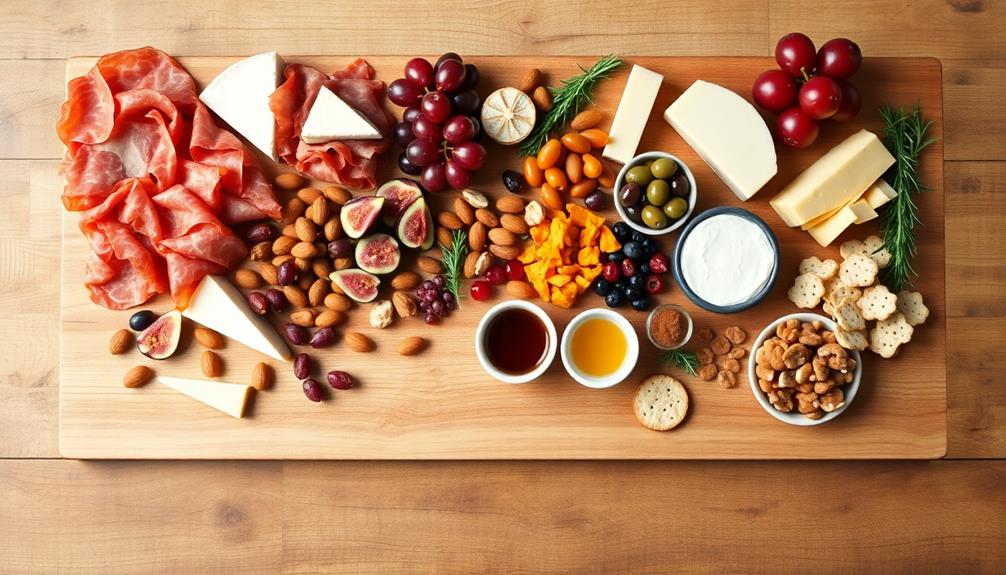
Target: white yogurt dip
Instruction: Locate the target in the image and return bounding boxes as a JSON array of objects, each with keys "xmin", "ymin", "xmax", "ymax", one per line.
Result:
[{"xmin": 680, "ymin": 214, "xmax": 775, "ymax": 307}]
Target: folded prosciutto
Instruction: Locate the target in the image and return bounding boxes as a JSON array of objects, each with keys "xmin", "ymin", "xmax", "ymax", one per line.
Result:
[{"xmin": 57, "ymin": 47, "xmax": 280, "ymax": 310}]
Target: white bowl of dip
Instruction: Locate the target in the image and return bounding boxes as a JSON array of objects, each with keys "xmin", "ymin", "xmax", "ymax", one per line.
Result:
[{"xmin": 672, "ymin": 207, "xmax": 779, "ymax": 314}]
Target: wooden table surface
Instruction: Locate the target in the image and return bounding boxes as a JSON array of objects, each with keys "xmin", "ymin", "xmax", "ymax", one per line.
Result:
[{"xmin": 1, "ymin": 1, "xmax": 1003, "ymax": 572}]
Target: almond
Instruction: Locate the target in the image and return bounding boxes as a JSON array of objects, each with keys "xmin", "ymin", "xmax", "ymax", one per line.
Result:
[
  {"xmin": 284, "ymin": 285, "xmax": 310, "ymax": 308},
  {"xmin": 474, "ymin": 251, "xmax": 492, "ymax": 277},
  {"xmin": 475, "ymin": 208, "xmax": 499, "ymax": 228},
  {"xmin": 532, "ymin": 86, "xmax": 552, "ymax": 112},
  {"xmin": 437, "ymin": 226, "xmax": 454, "ymax": 248},
  {"xmin": 329, "ymin": 281, "xmax": 344, "ymax": 295},
  {"xmin": 462, "ymin": 188, "xmax": 489, "ymax": 208},
  {"xmin": 310, "ymin": 197, "xmax": 329, "ymax": 226},
  {"xmin": 272, "ymin": 235, "xmax": 297, "ymax": 256},
  {"xmin": 234, "ymin": 268, "xmax": 263, "ymax": 289},
  {"xmin": 397, "ymin": 336, "xmax": 428, "ymax": 356},
  {"xmin": 201, "ymin": 350, "xmax": 222, "ymax": 378},
  {"xmin": 312, "ymin": 259, "xmax": 333, "ymax": 280},
  {"xmin": 488, "ymin": 227, "xmax": 516, "ymax": 246},
  {"xmin": 291, "ymin": 241, "xmax": 319, "ymax": 259},
  {"xmin": 274, "ymin": 172, "xmax": 304, "ymax": 190},
  {"xmin": 468, "ymin": 221, "xmax": 487, "ymax": 252},
  {"xmin": 194, "ymin": 326, "xmax": 224, "ymax": 350},
  {"xmin": 496, "ymin": 195, "xmax": 525, "ymax": 214},
  {"xmin": 344, "ymin": 331, "xmax": 374, "ymax": 353},
  {"xmin": 390, "ymin": 271, "xmax": 421, "ymax": 290},
  {"xmin": 570, "ymin": 109, "xmax": 603, "ymax": 131},
  {"xmin": 500, "ymin": 214, "xmax": 530, "ymax": 235},
  {"xmin": 109, "ymin": 329, "xmax": 133, "ymax": 355},
  {"xmin": 453, "ymin": 197, "xmax": 475, "ymax": 226},
  {"xmin": 294, "ymin": 217, "xmax": 317, "ymax": 242},
  {"xmin": 282, "ymin": 197, "xmax": 307, "ymax": 224},
  {"xmin": 392, "ymin": 291, "xmax": 417, "ymax": 317},
  {"xmin": 463, "ymin": 251, "xmax": 480, "ymax": 279},
  {"xmin": 296, "ymin": 187, "xmax": 322, "ymax": 204},
  {"xmin": 490, "ymin": 244, "xmax": 520, "ymax": 260},
  {"xmin": 308, "ymin": 278, "xmax": 329, "ymax": 306},
  {"xmin": 272, "ymin": 254, "xmax": 294, "ymax": 267},
  {"xmin": 290, "ymin": 309, "xmax": 318, "ymax": 327},
  {"xmin": 518, "ymin": 68, "xmax": 542, "ymax": 94},
  {"xmin": 333, "ymin": 257, "xmax": 352, "ymax": 270},
  {"xmin": 123, "ymin": 365, "xmax": 154, "ymax": 388},
  {"xmin": 324, "ymin": 292, "xmax": 352, "ymax": 311},
  {"xmin": 258, "ymin": 263, "xmax": 279, "ymax": 286},
  {"xmin": 315, "ymin": 309, "xmax": 346, "ymax": 328},
  {"xmin": 437, "ymin": 211, "xmax": 463, "ymax": 230},
  {"xmin": 417, "ymin": 256, "xmax": 443, "ymax": 275},
  {"xmin": 251, "ymin": 362, "xmax": 272, "ymax": 391},
  {"xmin": 506, "ymin": 280, "xmax": 537, "ymax": 299},
  {"xmin": 323, "ymin": 217, "xmax": 342, "ymax": 241},
  {"xmin": 297, "ymin": 272, "xmax": 315, "ymax": 291},
  {"xmin": 323, "ymin": 186, "xmax": 352, "ymax": 205},
  {"xmin": 282, "ymin": 224, "xmax": 298, "ymax": 238}
]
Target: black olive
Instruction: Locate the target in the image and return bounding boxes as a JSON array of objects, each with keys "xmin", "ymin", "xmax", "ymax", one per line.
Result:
[
  {"xmin": 501, "ymin": 170, "xmax": 527, "ymax": 194},
  {"xmin": 128, "ymin": 310, "xmax": 158, "ymax": 331}
]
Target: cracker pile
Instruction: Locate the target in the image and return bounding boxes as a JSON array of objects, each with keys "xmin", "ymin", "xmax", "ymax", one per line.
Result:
[{"xmin": 786, "ymin": 235, "xmax": 929, "ymax": 358}]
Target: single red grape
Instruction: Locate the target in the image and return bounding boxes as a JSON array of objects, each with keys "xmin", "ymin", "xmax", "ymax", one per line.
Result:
[
  {"xmin": 435, "ymin": 52, "xmax": 463, "ymax": 68},
  {"xmin": 388, "ymin": 78, "xmax": 422, "ymax": 107},
  {"xmin": 798, "ymin": 75, "xmax": 842, "ymax": 120},
  {"xmin": 411, "ymin": 115, "xmax": 443, "ymax": 142},
  {"xmin": 470, "ymin": 280, "xmax": 491, "ymax": 302},
  {"xmin": 405, "ymin": 138, "xmax": 440, "ymax": 167},
  {"xmin": 421, "ymin": 91, "xmax": 452, "ymax": 124},
  {"xmin": 444, "ymin": 159, "xmax": 471, "ymax": 190},
  {"xmin": 404, "ymin": 57, "xmax": 435, "ymax": 89},
  {"xmin": 398, "ymin": 152, "xmax": 421, "ymax": 176},
  {"xmin": 752, "ymin": 69, "xmax": 799, "ymax": 112},
  {"xmin": 831, "ymin": 80, "xmax": 861, "ymax": 122},
  {"xmin": 505, "ymin": 260, "xmax": 525, "ymax": 281},
  {"xmin": 403, "ymin": 104, "xmax": 423, "ymax": 123},
  {"xmin": 777, "ymin": 107, "xmax": 820, "ymax": 149},
  {"xmin": 421, "ymin": 162, "xmax": 447, "ymax": 192},
  {"xmin": 775, "ymin": 32, "xmax": 817, "ymax": 77},
  {"xmin": 485, "ymin": 265, "xmax": 506, "ymax": 285},
  {"xmin": 450, "ymin": 89, "xmax": 481, "ymax": 115},
  {"xmin": 602, "ymin": 261, "xmax": 621, "ymax": 282},
  {"xmin": 816, "ymin": 38, "xmax": 862, "ymax": 79},
  {"xmin": 442, "ymin": 115, "xmax": 477, "ymax": 144},
  {"xmin": 393, "ymin": 121, "xmax": 415, "ymax": 147},
  {"xmin": 435, "ymin": 59, "xmax": 467, "ymax": 93},
  {"xmin": 450, "ymin": 141, "xmax": 486, "ymax": 170}
]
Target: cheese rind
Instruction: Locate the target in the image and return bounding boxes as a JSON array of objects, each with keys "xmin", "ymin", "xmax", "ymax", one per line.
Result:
[
  {"xmin": 158, "ymin": 377, "xmax": 252, "ymax": 418},
  {"xmin": 301, "ymin": 85, "xmax": 382, "ymax": 143},
  {"xmin": 807, "ymin": 204, "xmax": 859, "ymax": 247},
  {"xmin": 181, "ymin": 275, "xmax": 292, "ymax": 361},
  {"xmin": 199, "ymin": 52, "xmax": 284, "ymax": 160},
  {"xmin": 663, "ymin": 80, "xmax": 777, "ymax": 201},
  {"xmin": 601, "ymin": 65, "xmax": 663, "ymax": 165},
  {"xmin": 770, "ymin": 130, "xmax": 895, "ymax": 227}
]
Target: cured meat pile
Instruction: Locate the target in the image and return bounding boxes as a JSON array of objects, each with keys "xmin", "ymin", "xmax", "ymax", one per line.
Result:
[
  {"xmin": 270, "ymin": 59, "xmax": 393, "ymax": 189},
  {"xmin": 57, "ymin": 47, "xmax": 281, "ymax": 310}
]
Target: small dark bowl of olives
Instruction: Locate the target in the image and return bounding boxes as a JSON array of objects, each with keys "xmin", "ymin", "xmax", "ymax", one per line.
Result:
[{"xmin": 613, "ymin": 152, "xmax": 696, "ymax": 236}]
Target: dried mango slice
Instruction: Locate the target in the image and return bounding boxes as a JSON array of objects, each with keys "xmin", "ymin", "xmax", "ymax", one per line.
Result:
[{"xmin": 599, "ymin": 226, "xmax": 621, "ymax": 253}]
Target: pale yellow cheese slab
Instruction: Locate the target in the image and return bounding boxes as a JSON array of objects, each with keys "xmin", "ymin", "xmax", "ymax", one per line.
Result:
[
  {"xmin": 157, "ymin": 377, "xmax": 253, "ymax": 418},
  {"xmin": 807, "ymin": 204, "xmax": 859, "ymax": 247},
  {"xmin": 800, "ymin": 178, "xmax": 896, "ymax": 230}
]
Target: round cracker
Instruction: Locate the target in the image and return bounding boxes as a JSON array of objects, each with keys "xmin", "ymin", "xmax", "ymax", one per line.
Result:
[{"xmin": 633, "ymin": 375, "xmax": 689, "ymax": 431}]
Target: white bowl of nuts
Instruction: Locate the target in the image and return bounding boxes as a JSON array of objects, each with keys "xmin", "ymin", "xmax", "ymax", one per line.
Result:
[{"xmin": 748, "ymin": 313, "xmax": 862, "ymax": 426}]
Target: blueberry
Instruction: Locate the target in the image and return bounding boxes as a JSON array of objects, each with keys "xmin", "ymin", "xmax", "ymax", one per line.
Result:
[
  {"xmin": 638, "ymin": 262, "xmax": 651, "ymax": 276},
  {"xmin": 605, "ymin": 290, "xmax": 625, "ymax": 307},
  {"xmin": 628, "ymin": 274, "xmax": 645, "ymax": 289},
  {"xmin": 631, "ymin": 296, "xmax": 652, "ymax": 311},
  {"xmin": 614, "ymin": 278, "xmax": 628, "ymax": 290},
  {"xmin": 128, "ymin": 310, "xmax": 157, "ymax": 331},
  {"xmin": 607, "ymin": 251, "xmax": 625, "ymax": 263},
  {"xmin": 612, "ymin": 222, "xmax": 631, "ymax": 243},
  {"xmin": 630, "ymin": 231, "xmax": 645, "ymax": 244},
  {"xmin": 624, "ymin": 285, "xmax": 643, "ymax": 301},
  {"xmin": 594, "ymin": 278, "xmax": 612, "ymax": 296},
  {"xmin": 641, "ymin": 238, "xmax": 658, "ymax": 256},
  {"xmin": 623, "ymin": 241, "xmax": 643, "ymax": 260}
]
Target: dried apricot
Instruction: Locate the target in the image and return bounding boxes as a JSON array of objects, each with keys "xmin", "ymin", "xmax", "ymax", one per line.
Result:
[
  {"xmin": 523, "ymin": 156, "xmax": 544, "ymax": 187},
  {"xmin": 598, "ymin": 163, "xmax": 615, "ymax": 188},
  {"xmin": 565, "ymin": 153, "xmax": 583, "ymax": 184},
  {"xmin": 560, "ymin": 132, "xmax": 591, "ymax": 154},
  {"xmin": 536, "ymin": 138, "xmax": 561, "ymax": 170},
  {"xmin": 582, "ymin": 153, "xmax": 603, "ymax": 179},
  {"xmin": 540, "ymin": 183, "xmax": 564, "ymax": 210},
  {"xmin": 580, "ymin": 128, "xmax": 609, "ymax": 149},
  {"xmin": 545, "ymin": 167, "xmax": 567, "ymax": 191},
  {"xmin": 569, "ymin": 178, "xmax": 597, "ymax": 199}
]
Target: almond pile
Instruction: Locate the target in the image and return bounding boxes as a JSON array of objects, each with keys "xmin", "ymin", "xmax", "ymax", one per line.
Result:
[{"xmin": 437, "ymin": 188, "xmax": 534, "ymax": 280}]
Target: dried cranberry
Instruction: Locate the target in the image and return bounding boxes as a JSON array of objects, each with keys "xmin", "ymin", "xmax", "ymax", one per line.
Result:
[
  {"xmin": 621, "ymin": 258, "xmax": 637, "ymax": 278},
  {"xmin": 485, "ymin": 265, "xmax": 506, "ymax": 285},
  {"xmin": 470, "ymin": 280, "xmax": 491, "ymax": 302},
  {"xmin": 247, "ymin": 292, "xmax": 269, "ymax": 315},
  {"xmin": 327, "ymin": 370, "xmax": 354, "ymax": 390},
  {"xmin": 266, "ymin": 288, "xmax": 288, "ymax": 313},
  {"xmin": 649, "ymin": 253, "xmax": 669, "ymax": 275},
  {"xmin": 505, "ymin": 260, "xmax": 525, "ymax": 281},
  {"xmin": 302, "ymin": 378, "xmax": 324, "ymax": 402},
  {"xmin": 645, "ymin": 275, "xmax": 665, "ymax": 294},
  {"xmin": 310, "ymin": 327, "xmax": 337, "ymax": 348},
  {"xmin": 277, "ymin": 260, "xmax": 298, "ymax": 286},
  {"xmin": 284, "ymin": 323, "xmax": 309, "ymax": 345},
  {"xmin": 293, "ymin": 353, "xmax": 312, "ymax": 379},
  {"xmin": 602, "ymin": 261, "xmax": 621, "ymax": 282}
]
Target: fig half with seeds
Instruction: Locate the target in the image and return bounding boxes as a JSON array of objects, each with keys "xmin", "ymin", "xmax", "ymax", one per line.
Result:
[{"xmin": 137, "ymin": 310, "xmax": 182, "ymax": 360}]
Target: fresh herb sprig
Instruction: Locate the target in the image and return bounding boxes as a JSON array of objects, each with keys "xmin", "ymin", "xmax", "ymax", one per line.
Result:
[
  {"xmin": 441, "ymin": 229, "xmax": 468, "ymax": 306},
  {"xmin": 661, "ymin": 350, "xmax": 699, "ymax": 377},
  {"xmin": 518, "ymin": 55, "xmax": 623, "ymax": 157},
  {"xmin": 878, "ymin": 104, "xmax": 938, "ymax": 292}
]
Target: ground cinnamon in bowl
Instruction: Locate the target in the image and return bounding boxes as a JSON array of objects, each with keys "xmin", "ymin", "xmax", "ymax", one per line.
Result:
[{"xmin": 647, "ymin": 304, "xmax": 692, "ymax": 349}]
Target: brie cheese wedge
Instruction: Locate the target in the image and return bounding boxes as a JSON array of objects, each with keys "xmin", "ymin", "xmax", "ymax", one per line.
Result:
[
  {"xmin": 301, "ymin": 85, "xmax": 382, "ymax": 143},
  {"xmin": 199, "ymin": 51, "xmax": 284, "ymax": 160},
  {"xmin": 158, "ymin": 377, "xmax": 253, "ymax": 418}
]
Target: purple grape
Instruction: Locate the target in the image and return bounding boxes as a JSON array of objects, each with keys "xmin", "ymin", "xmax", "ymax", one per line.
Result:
[
  {"xmin": 435, "ymin": 59, "xmax": 467, "ymax": 92},
  {"xmin": 431, "ymin": 300, "xmax": 445, "ymax": 314},
  {"xmin": 388, "ymin": 78, "xmax": 422, "ymax": 107},
  {"xmin": 398, "ymin": 152, "xmax": 421, "ymax": 175},
  {"xmin": 450, "ymin": 141, "xmax": 486, "ymax": 171},
  {"xmin": 393, "ymin": 121, "xmax": 415, "ymax": 147},
  {"xmin": 424, "ymin": 311, "xmax": 439, "ymax": 325},
  {"xmin": 422, "ymin": 280, "xmax": 434, "ymax": 290},
  {"xmin": 432, "ymin": 276, "xmax": 445, "ymax": 289},
  {"xmin": 403, "ymin": 104, "xmax": 423, "ymax": 123},
  {"xmin": 421, "ymin": 162, "xmax": 447, "ymax": 192},
  {"xmin": 405, "ymin": 138, "xmax": 440, "ymax": 167},
  {"xmin": 418, "ymin": 300, "xmax": 429, "ymax": 311},
  {"xmin": 411, "ymin": 116, "xmax": 443, "ymax": 142},
  {"xmin": 404, "ymin": 57, "xmax": 434, "ymax": 89},
  {"xmin": 450, "ymin": 90, "xmax": 480, "ymax": 115},
  {"xmin": 441, "ymin": 291, "xmax": 454, "ymax": 303},
  {"xmin": 445, "ymin": 159, "xmax": 471, "ymax": 190},
  {"xmin": 421, "ymin": 91, "xmax": 452, "ymax": 124},
  {"xmin": 443, "ymin": 115, "xmax": 477, "ymax": 144},
  {"xmin": 435, "ymin": 52, "xmax": 462, "ymax": 68},
  {"xmin": 461, "ymin": 63, "xmax": 480, "ymax": 90}
]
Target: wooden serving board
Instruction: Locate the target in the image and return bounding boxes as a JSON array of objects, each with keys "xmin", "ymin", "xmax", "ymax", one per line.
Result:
[{"xmin": 59, "ymin": 56, "xmax": 946, "ymax": 459}]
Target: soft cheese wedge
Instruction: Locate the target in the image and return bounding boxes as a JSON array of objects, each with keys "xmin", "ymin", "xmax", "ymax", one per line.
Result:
[
  {"xmin": 158, "ymin": 377, "xmax": 253, "ymax": 418},
  {"xmin": 663, "ymin": 80, "xmax": 777, "ymax": 201},
  {"xmin": 770, "ymin": 130, "xmax": 895, "ymax": 227},
  {"xmin": 181, "ymin": 275, "xmax": 291, "ymax": 361},
  {"xmin": 602, "ymin": 65, "xmax": 664, "ymax": 165},
  {"xmin": 199, "ymin": 51, "xmax": 284, "ymax": 160},
  {"xmin": 301, "ymin": 85, "xmax": 382, "ymax": 143}
]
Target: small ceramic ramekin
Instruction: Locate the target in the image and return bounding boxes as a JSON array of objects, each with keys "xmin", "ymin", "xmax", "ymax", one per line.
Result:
[
  {"xmin": 613, "ymin": 151, "xmax": 697, "ymax": 236},
  {"xmin": 560, "ymin": 308, "xmax": 639, "ymax": 389},
  {"xmin": 475, "ymin": 300, "xmax": 558, "ymax": 384}
]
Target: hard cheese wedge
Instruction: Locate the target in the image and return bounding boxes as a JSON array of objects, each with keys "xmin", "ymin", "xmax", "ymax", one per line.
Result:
[
  {"xmin": 158, "ymin": 377, "xmax": 253, "ymax": 418},
  {"xmin": 800, "ymin": 178, "xmax": 897, "ymax": 230},
  {"xmin": 601, "ymin": 65, "xmax": 663, "ymax": 165},
  {"xmin": 301, "ymin": 85, "xmax": 382, "ymax": 143},
  {"xmin": 807, "ymin": 203, "xmax": 860, "ymax": 247},
  {"xmin": 181, "ymin": 275, "xmax": 291, "ymax": 361},
  {"xmin": 663, "ymin": 80, "xmax": 777, "ymax": 201},
  {"xmin": 849, "ymin": 198, "xmax": 879, "ymax": 224},
  {"xmin": 770, "ymin": 130, "xmax": 895, "ymax": 227},
  {"xmin": 199, "ymin": 51, "xmax": 284, "ymax": 160}
]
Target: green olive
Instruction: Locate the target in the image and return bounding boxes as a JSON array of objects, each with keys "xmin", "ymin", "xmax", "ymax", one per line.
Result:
[
  {"xmin": 645, "ymin": 179, "xmax": 670, "ymax": 206},
  {"xmin": 650, "ymin": 157, "xmax": 678, "ymax": 179},
  {"xmin": 641, "ymin": 205, "xmax": 668, "ymax": 229},
  {"xmin": 663, "ymin": 197, "xmax": 688, "ymax": 219},
  {"xmin": 625, "ymin": 165, "xmax": 653, "ymax": 186}
]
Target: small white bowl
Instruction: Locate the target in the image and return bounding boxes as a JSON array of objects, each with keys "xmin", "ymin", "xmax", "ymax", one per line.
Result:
[
  {"xmin": 475, "ymin": 300, "xmax": 558, "ymax": 384},
  {"xmin": 613, "ymin": 151, "xmax": 698, "ymax": 236},
  {"xmin": 560, "ymin": 308, "xmax": 639, "ymax": 389},
  {"xmin": 748, "ymin": 313, "xmax": 862, "ymax": 426}
]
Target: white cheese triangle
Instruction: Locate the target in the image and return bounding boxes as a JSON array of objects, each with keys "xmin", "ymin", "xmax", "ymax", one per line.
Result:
[
  {"xmin": 181, "ymin": 275, "xmax": 291, "ymax": 361},
  {"xmin": 301, "ymin": 85, "xmax": 382, "ymax": 143},
  {"xmin": 158, "ymin": 377, "xmax": 253, "ymax": 418},
  {"xmin": 199, "ymin": 51, "xmax": 284, "ymax": 160}
]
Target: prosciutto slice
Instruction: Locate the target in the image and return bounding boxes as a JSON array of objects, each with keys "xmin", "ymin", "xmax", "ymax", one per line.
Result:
[
  {"xmin": 57, "ymin": 47, "xmax": 281, "ymax": 309},
  {"xmin": 270, "ymin": 59, "xmax": 393, "ymax": 190}
]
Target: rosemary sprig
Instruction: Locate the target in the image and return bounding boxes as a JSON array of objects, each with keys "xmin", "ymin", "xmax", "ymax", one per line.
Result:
[
  {"xmin": 518, "ymin": 55, "xmax": 623, "ymax": 157},
  {"xmin": 878, "ymin": 103, "xmax": 938, "ymax": 292},
  {"xmin": 441, "ymin": 228, "xmax": 468, "ymax": 306},
  {"xmin": 661, "ymin": 350, "xmax": 699, "ymax": 377}
]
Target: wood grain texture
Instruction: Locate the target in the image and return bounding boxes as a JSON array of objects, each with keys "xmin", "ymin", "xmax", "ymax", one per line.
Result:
[
  {"xmin": 0, "ymin": 60, "xmax": 64, "ymax": 159},
  {"xmin": 948, "ymin": 317, "xmax": 1006, "ymax": 457},
  {"xmin": 56, "ymin": 56, "xmax": 945, "ymax": 459},
  {"xmin": 943, "ymin": 61, "xmax": 1006, "ymax": 160}
]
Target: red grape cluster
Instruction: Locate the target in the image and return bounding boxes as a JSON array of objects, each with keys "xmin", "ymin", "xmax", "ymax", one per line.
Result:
[
  {"xmin": 752, "ymin": 33, "xmax": 863, "ymax": 149},
  {"xmin": 416, "ymin": 275, "xmax": 457, "ymax": 325},
  {"xmin": 388, "ymin": 53, "xmax": 487, "ymax": 192}
]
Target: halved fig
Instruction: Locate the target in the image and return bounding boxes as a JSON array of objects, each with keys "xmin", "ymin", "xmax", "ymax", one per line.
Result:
[
  {"xmin": 329, "ymin": 269, "xmax": 381, "ymax": 303},
  {"xmin": 376, "ymin": 178, "xmax": 424, "ymax": 226},
  {"xmin": 137, "ymin": 310, "xmax": 182, "ymax": 360},
  {"xmin": 396, "ymin": 197, "xmax": 434, "ymax": 249},
  {"xmin": 355, "ymin": 233, "xmax": 401, "ymax": 275},
  {"xmin": 340, "ymin": 196, "xmax": 385, "ymax": 239}
]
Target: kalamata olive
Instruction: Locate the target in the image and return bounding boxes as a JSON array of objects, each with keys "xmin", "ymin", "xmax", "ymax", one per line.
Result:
[
  {"xmin": 284, "ymin": 323, "xmax": 309, "ymax": 345},
  {"xmin": 128, "ymin": 310, "xmax": 157, "ymax": 331},
  {"xmin": 302, "ymin": 378, "xmax": 324, "ymax": 402},
  {"xmin": 669, "ymin": 172, "xmax": 690, "ymax": 198},
  {"xmin": 310, "ymin": 327, "xmax": 337, "ymax": 348},
  {"xmin": 327, "ymin": 239, "xmax": 353, "ymax": 259},
  {"xmin": 265, "ymin": 288, "xmax": 288, "ymax": 313},
  {"xmin": 619, "ymin": 183, "xmax": 641, "ymax": 207},
  {"xmin": 584, "ymin": 191, "xmax": 606, "ymax": 211},
  {"xmin": 245, "ymin": 223, "xmax": 274, "ymax": 244},
  {"xmin": 623, "ymin": 203, "xmax": 643, "ymax": 223},
  {"xmin": 327, "ymin": 370, "xmax": 354, "ymax": 390},
  {"xmin": 277, "ymin": 260, "xmax": 298, "ymax": 286},
  {"xmin": 247, "ymin": 292, "xmax": 269, "ymax": 315},
  {"xmin": 293, "ymin": 353, "xmax": 312, "ymax": 379},
  {"xmin": 501, "ymin": 170, "xmax": 527, "ymax": 194}
]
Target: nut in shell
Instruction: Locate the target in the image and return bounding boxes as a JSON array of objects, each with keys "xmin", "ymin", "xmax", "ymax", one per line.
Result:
[
  {"xmin": 369, "ymin": 300, "xmax": 394, "ymax": 329},
  {"xmin": 462, "ymin": 188, "xmax": 489, "ymax": 209},
  {"xmin": 474, "ymin": 252, "xmax": 492, "ymax": 277}
]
